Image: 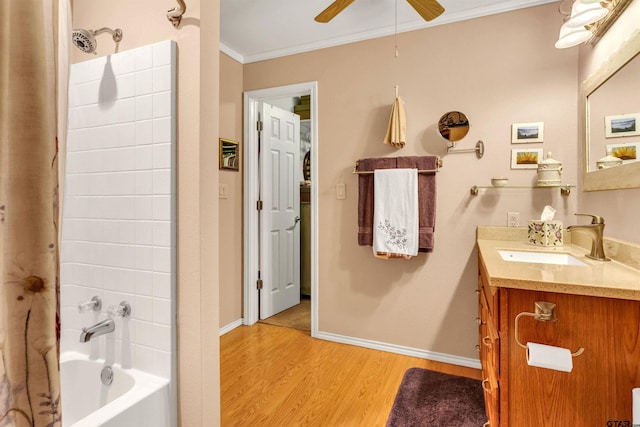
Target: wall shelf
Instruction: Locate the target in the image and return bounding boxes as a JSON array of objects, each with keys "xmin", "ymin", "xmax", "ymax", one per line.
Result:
[{"xmin": 470, "ymin": 184, "xmax": 574, "ymax": 196}]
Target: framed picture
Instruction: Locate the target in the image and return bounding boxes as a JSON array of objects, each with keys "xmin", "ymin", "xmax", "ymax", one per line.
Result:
[
  {"xmin": 605, "ymin": 113, "xmax": 640, "ymax": 138},
  {"xmin": 512, "ymin": 122, "xmax": 544, "ymax": 143},
  {"xmin": 511, "ymin": 148, "xmax": 543, "ymax": 169},
  {"xmin": 219, "ymin": 138, "xmax": 239, "ymax": 171},
  {"xmin": 606, "ymin": 142, "xmax": 639, "ymax": 164}
]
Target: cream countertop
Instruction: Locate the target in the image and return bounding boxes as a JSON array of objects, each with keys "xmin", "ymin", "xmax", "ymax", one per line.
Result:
[{"xmin": 477, "ymin": 226, "xmax": 640, "ymax": 301}]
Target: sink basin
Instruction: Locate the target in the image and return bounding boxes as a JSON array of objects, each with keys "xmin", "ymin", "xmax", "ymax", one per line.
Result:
[{"xmin": 498, "ymin": 250, "xmax": 587, "ymax": 266}]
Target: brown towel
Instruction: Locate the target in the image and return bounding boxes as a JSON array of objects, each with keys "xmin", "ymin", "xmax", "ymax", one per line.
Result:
[
  {"xmin": 397, "ymin": 156, "xmax": 437, "ymax": 252},
  {"xmin": 357, "ymin": 157, "xmax": 397, "ymax": 246},
  {"xmin": 357, "ymin": 156, "xmax": 438, "ymax": 252}
]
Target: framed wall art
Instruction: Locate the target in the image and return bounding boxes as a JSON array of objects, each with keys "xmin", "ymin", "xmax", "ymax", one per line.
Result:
[
  {"xmin": 511, "ymin": 148, "xmax": 543, "ymax": 169},
  {"xmin": 512, "ymin": 122, "xmax": 544, "ymax": 143},
  {"xmin": 605, "ymin": 113, "xmax": 640, "ymax": 138}
]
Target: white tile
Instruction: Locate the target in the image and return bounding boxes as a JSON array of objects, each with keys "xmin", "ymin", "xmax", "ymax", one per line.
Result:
[
  {"xmin": 135, "ymin": 120, "xmax": 153, "ymax": 146},
  {"xmin": 118, "ymin": 123, "xmax": 136, "ymax": 148},
  {"xmin": 135, "ymin": 95, "xmax": 153, "ymax": 121},
  {"xmin": 153, "ymin": 273, "xmax": 172, "ymax": 299},
  {"xmin": 135, "ymin": 320, "xmax": 154, "ymax": 347},
  {"xmin": 135, "ymin": 171, "xmax": 153, "ymax": 195},
  {"xmin": 153, "ymin": 324, "xmax": 171, "ymax": 352},
  {"xmin": 153, "ymin": 92, "xmax": 171, "ymax": 118},
  {"xmin": 153, "ymin": 170, "xmax": 171, "ymax": 195},
  {"xmin": 117, "ymin": 98, "xmax": 136, "ymax": 124},
  {"xmin": 134, "ymin": 295, "xmax": 153, "ymax": 322},
  {"xmin": 135, "ymin": 46, "xmax": 153, "ymax": 71},
  {"xmin": 135, "ymin": 271, "xmax": 154, "ymax": 296},
  {"xmin": 112, "ymin": 49, "xmax": 135, "ymax": 76},
  {"xmin": 153, "ymin": 196, "xmax": 172, "ymax": 221},
  {"xmin": 135, "ymin": 196, "xmax": 154, "ymax": 220},
  {"xmin": 153, "ymin": 247, "xmax": 172, "ymax": 273},
  {"xmin": 71, "ymin": 80, "xmax": 100, "ymax": 107},
  {"xmin": 153, "ymin": 66, "xmax": 172, "ymax": 93},
  {"xmin": 153, "ymin": 298, "xmax": 172, "ymax": 325},
  {"xmin": 152, "ymin": 221, "xmax": 171, "ymax": 247},
  {"xmin": 153, "ymin": 42, "xmax": 173, "ymax": 67},
  {"xmin": 135, "ymin": 145, "xmax": 153, "ymax": 170},
  {"xmin": 133, "ymin": 344, "xmax": 154, "ymax": 371},
  {"xmin": 152, "ymin": 143, "xmax": 172, "ymax": 169},
  {"xmin": 152, "ymin": 117, "xmax": 172, "ymax": 143},
  {"xmin": 135, "ymin": 221, "xmax": 154, "ymax": 245},
  {"xmin": 153, "ymin": 350, "xmax": 172, "ymax": 380},
  {"xmin": 136, "ymin": 245, "xmax": 154, "ymax": 271},
  {"xmin": 135, "ymin": 69, "xmax": 153, "ymax": 96},
  {"xmin": 85, "ymin": 125, "xmax": 119, "ymax": 150},
  {"xmin": 103, "ymin": 220, "xmax": 136, "ymax": 244},
  {"xmin": 116, "ymin": 73, "xmax": 136, "ymax": 99}
]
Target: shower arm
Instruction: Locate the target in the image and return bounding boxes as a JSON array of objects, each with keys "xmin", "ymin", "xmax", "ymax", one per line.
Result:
[
  {"xmin": 167, "ymin": 0, "xmax": 187, "ymax": 28},
  {"xmin": 92, "ymin": 27, "xmax": 123, "ymax": 43}
]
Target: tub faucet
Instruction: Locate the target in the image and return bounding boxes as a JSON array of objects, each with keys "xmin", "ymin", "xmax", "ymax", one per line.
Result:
[
  {"xmin": 566, "ymin": 213, "xmax": 610, "ymax": 261},
  {"xmin": 79, "ymin": 318, "xmax": 115, "ymax": 343}
]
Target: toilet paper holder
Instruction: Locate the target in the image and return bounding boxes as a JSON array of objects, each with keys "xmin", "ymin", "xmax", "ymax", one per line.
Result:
[{"xmin": 515, "ymin": 301, "xmax": 584, "ymax": 357}]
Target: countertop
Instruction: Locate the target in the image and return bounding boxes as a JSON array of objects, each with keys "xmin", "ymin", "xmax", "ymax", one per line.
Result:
[{"xmin": 477, "ymin": 226, "xmax": 640, "ymax": 301}]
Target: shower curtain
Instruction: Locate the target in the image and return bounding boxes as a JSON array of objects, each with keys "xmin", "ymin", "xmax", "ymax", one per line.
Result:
[{"xmin": 0, "ymin": 0, "xmax": 68, "ymax": 426}]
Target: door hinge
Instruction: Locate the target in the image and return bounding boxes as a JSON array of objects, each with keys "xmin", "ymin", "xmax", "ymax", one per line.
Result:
[
  {"xmin": 256, "ymin": 200, "xmax": 263, "ymax": 211},
  {"xmin": 256, "ymin": 120, "xmax": 263, "ymax": 132},
  {"xmin": 256, "ymin": 279, "xmax": 263, "ymax": 290}
]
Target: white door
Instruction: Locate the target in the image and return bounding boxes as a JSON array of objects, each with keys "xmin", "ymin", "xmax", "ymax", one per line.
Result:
[{"xmin": 260, "ymin": 103, "xmax": 301, "ymax": 319}]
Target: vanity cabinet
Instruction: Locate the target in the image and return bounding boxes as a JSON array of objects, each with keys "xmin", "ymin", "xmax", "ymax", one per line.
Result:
[{"xmin": 478, "ymin": 255, "xmax": 640, "ymax": 426}]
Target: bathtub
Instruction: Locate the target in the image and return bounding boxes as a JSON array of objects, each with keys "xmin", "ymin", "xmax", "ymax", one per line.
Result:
[{"xmin": 60, "ymin": 352, "xmax": 170, "ymax": 427}]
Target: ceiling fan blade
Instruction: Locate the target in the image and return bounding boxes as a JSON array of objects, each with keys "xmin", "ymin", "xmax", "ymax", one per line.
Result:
[
  {"xmin": 315, "ymin": 0, "xmax": 357, "ymax": 23},
  {"xmin": 406, "ymin": 0, "xmax": 445, "ymax": 21}
]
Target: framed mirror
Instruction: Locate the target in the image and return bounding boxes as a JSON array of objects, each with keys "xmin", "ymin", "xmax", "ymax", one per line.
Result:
[
  {"xmin": 582, "ymin": 28, "xmax": 640, "ymax": 191},
  {"xmin": 219, "ymin": 138, "xmax": 240, "ymax": 171}
]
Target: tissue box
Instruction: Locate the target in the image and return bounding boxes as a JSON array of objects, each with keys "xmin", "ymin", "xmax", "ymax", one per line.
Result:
[{"xmin": 528, "ymin": 221, "xmax": 563, "ymax": 246}]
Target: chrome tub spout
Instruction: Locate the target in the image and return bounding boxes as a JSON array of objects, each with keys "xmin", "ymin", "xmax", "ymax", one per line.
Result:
[{"xmin": 80, "ymin": 318, "xmax": 115, "ymax": 343}]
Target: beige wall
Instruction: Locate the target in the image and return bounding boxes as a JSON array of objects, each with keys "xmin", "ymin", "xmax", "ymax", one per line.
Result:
[
  {"xmin": 71, "ymin": 1, "xmax": 221, "ymax": 425},
  {"xmin": 577, "ymin": 1, "xmax": 640, "ymax": 243},
  {"xmin": 242, "ymin": 3, "xmax": 579, "ymax": 360},
  {"xmin": 219, "ymin": 53, "xmax": 244, "ymax": 327}
]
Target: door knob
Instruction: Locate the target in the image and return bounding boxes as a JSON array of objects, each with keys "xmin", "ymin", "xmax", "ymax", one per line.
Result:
[{"xmin": 294, "ymin": 216, "xmax": 301, "ymax": 223}]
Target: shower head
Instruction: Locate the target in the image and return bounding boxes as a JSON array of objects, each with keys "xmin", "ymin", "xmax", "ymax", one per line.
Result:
[{"xmin": 72, "ymin": 28, "xmax": 123, "ymax": 54}]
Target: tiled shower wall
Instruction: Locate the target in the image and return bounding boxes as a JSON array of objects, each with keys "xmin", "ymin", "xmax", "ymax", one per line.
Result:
[{"xmin": 61, "ymin": 41, "xmax": 176, "ymax": 380}]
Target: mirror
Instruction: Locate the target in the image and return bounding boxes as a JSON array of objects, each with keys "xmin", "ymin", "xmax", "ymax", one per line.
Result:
[
  {"xmin": 438, "ymin": 111, "xmax": 470, "ymax": 142},
  {"xmin": 219, "ymin": 138, "xmax": 239, "ymax": 171},
  {"xmin": 582, "ymin": 29, "xmax": 640, "ymax": 191}
]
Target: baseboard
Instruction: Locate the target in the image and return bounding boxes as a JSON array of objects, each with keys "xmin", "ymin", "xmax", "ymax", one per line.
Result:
[
  {"xmin": 316, "ymin": 331, "xmax": 481, "ymax": 370},
  {"xmin": 219, "ymin": 318, "xmax": 243, "ymax": 336}
]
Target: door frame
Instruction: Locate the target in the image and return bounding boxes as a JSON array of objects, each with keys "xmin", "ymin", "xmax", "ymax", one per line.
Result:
[{"xmin": 243, "ymin": 82, "xmax": 319, "ymax": 338}]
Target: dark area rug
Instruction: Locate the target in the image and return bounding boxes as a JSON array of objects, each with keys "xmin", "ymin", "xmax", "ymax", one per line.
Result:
[{"xmin": 386, "ymin": 367, "xmax": 487, "ymax": 427}]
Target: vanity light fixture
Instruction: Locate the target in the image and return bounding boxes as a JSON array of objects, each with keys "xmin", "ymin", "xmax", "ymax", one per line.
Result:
[{"xmin": 555, "ymin": 0, "xmax": 611, "ymax": 49}]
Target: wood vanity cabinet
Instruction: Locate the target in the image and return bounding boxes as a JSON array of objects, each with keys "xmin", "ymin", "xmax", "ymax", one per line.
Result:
[{"xmin": 478, "ymin": 255, "xmax": 640, "ymax": 426}]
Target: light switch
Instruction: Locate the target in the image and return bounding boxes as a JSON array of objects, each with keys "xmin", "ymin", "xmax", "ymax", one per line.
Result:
[
  {"xmin": 219, "ymin": 183, "xmax": 228, "ymax": 199},
  {"xmin": 336, "ymin": 183, "xmax": 346, "ymax": 200}
]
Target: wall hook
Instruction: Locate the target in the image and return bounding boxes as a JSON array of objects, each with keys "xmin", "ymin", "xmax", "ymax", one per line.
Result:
[{"xmin": 167, "ymin": 0, "xmax": 186, "ymax": 28}]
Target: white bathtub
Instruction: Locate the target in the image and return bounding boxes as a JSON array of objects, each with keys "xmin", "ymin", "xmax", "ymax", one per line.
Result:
[{"xmin": 60, "ymin": 352, "xmax": 170, "ymax": 427}]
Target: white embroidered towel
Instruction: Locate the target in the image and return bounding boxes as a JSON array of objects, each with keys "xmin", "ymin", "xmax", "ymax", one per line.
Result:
[{"xmin": 373, "ymin": 168, "xmax": 419, "ymax": 257}]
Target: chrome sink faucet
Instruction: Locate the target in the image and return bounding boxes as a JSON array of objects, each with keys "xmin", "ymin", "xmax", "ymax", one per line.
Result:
[
  {"xmin": 79, "ymin": 318, "xmax": 115, "ymax": 343},
  {"xmin": 566, "ymin": 213, "xmax": 610, "ymax": 261}
]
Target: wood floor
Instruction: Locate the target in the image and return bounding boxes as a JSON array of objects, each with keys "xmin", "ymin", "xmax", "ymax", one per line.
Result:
[
  {"xmin": 259, "ymin": 297, "xmax": 311, "ymax": 332},
  {"xmin": 220, "ymin": 323, "xmax": 481, "ymax": 427}
]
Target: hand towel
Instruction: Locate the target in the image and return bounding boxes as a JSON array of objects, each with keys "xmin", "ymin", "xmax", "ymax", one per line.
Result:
[
  {"xmin": 397, "ymin": 156, "xmax": 437, "ymax": 252},
  {"xmin": 357, "ymin": 157, "xmax": 397, "ymax": 246},
  {"xmin": 383, "ymin": 96, "xmax": 406, "ymax": 149},
  {"xmin": 373, "ymin": 168, "xmax": 419, "ymax": 258}
]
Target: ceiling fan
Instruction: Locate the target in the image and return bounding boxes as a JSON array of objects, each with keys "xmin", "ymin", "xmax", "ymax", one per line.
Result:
[{"xmin": 315, "ymin": 0, "xmax": 445, "ymax": 23}]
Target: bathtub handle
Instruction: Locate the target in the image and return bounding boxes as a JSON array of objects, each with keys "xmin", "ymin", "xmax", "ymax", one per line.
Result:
[
  {"xmin": 108, "ymin": 301, "xmax": 132, "ymax": 318},
  {"xmin": 78, "ymin": 296, "xmax": 102, "ymax": 313}
]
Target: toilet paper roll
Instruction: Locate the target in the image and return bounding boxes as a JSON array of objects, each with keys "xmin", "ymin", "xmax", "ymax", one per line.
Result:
[
  {"xmin": 633, "ymin": 388, "xmax": 640, "ymax": 424},
  {"xmin": 526, "ymin": 342, "xmax": 573, "ymax": 372}
]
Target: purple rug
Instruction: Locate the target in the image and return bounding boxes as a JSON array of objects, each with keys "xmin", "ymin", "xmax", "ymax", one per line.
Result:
[{"xmin": 386, "ymin": 367, "xmax": 487, "ymax": 427}]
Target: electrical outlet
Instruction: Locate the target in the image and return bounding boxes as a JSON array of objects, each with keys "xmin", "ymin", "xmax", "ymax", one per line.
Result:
[
  {"xmin": 507, "ymin": 212, "xmax": 520, "ymax": 227},
  {"xmin": 336, "ymin": 183, "xmax": 346, "ymax": 200}
]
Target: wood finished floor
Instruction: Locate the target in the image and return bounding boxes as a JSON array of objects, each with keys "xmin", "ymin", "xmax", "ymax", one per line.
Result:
[{"xmin": 220, "ymin": 323, "xmax": 481, "ymax": 427}]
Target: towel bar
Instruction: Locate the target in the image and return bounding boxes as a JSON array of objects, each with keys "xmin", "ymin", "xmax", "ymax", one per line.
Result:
[{"xmin": 353, "ymin": 158, "xmax": 442, "ymax": 174}]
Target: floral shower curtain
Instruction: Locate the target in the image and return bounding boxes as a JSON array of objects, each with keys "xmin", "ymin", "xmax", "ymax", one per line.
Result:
[{"xmin": 0, "ymin": 1, "xmax": 67, "ymax": 426}]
